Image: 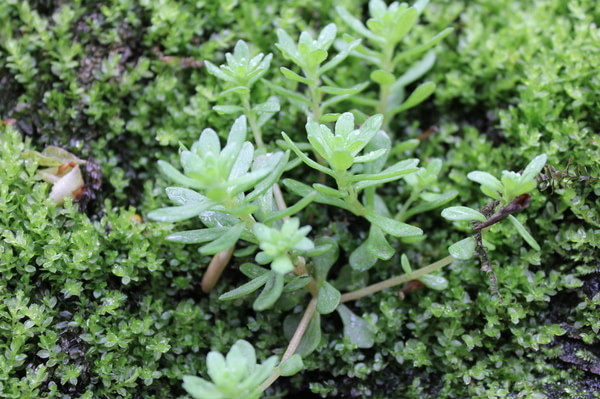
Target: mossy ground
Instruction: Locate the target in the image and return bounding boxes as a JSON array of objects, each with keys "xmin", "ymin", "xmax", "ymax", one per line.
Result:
[{"xmin": 1, "ymin": 0, "xmax": 598, "ymax": 398}]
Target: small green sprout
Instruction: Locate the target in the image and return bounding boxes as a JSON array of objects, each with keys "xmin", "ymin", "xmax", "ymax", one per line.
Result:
[
  {"xmin": 205, "ymin": 40, "xmax": 279, "ymax": 146},
  {"xmin": 442, "ymin": 154, "xmax": 547, "ymax": 259},
  {"xmin": 267, "ymin": 24, "xmax": 365, "ymax": 121},
  {"xmin": 336, "ymin": 0, "xmax": 453, "ymax": 127},
  {"xmin": 306, "ymin": 112, "xmax": 386, "ymax": 171},
  {"xmin": 148, "ymin": 115, "xmax": 286, "ymax": 222},
  {"xmin": 396, "ymin": 158, "xmax": 458, "ymax": 221},
  {"xmin": 182, "ymin": 340, "xmax": 278, "ymax": 399},
  {"xmin": 254, "ymin": 218, "xmax": 314, "ymax": 274},
  {"xmin": 467, "ymin": 154, "xmax": 548, "ymax": 205},
  {"xmin": 205, "ymin": 40, "xmax": 272, "ymax": 94}
]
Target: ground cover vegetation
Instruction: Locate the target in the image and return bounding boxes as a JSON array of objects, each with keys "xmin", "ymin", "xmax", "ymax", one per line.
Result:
[{"xmin": 0, "ymin": 0, "xmax": 598, "ymax": 398}]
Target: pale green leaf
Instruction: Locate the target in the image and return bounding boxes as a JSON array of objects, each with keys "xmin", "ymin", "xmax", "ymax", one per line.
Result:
[
  {"xmin": 317, "ymin": 281, "xmax": 341, "ymax": 314},
  {"xmin": 253, "ymin": 271, "xmax": 284, "ymax": 310},
  {"xmin": 279, "ymin": 354, "xmax": 304, "ymax": 377},
  {"xmin": 219, "ymin": 272, "xmax": 271, "ymax": 301},
  {"xmin": 365, "ymin": 212, "xmax": 423, "ymax": 237},
  {"xmin": 337, "ymin": 305, "xmax": 375, "ymax": 348},
  {"xmin": 508, "ymin": 215, "xmax": 541, "ymax": 251},
  {"xmin": 521, "ymin": 154, "xmax": 547, "ymax": 183},
  {"xmin": 467, "ymin": 171, "xmax": 504, "ymax": 192},
  {"xmin": 388, "ymin": 81, "xmax": 436, "ymax": 115},
  {"xmin": 441, "ymin": 206, "xmax": 487, "ymax": 222},
  {"xmin": 370, "ymin": 69, "xmax": 395, "ymax": 85},
  {"xmin": 199, "ymin": 223, "xmax": 245, "ymax": 255},
  {"xmin": 166, "ymin": 227, "xmax": 227, "ymax": 244},
  {"xmin": 448, "ymin": 237, "xmax": 476, "ymax": 260},
  {"xmin": 335, "ymin": 6, "xmax": 384, "ymax": 43}
]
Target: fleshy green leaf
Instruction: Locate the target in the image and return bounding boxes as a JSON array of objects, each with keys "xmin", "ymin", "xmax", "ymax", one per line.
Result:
[
  {"xmin": 219, "ymin": 272, "xmax": 271, "ymax": 301},
  {"xmin": 337, "ymin": 304, "xmax": 375, "ymax": 348},
  {"xmin": 394, "ymin": 27, "xmax": 454, "ymax": 62},
  {"xmin": 253, "ymin": 100, "xmax": 281, "ymax": 114},
  {"xmin": 253, "ymin": 272, "xmax": 284, "ymax": 311},
  {"xmin": 320, "ymin": 39, "xmax": 361, "ymax": 74},
  {"xmin": 283, "ymin": 179, "xmax": 352, "ymax": 211},
  {"xmin": 295, "ymin": 314, "xmax": 321, "ymax": 356},
  {"xmin": 262, "ymin": 79, "xmax": 311, "ymax": 106},
  {"xmin": 284, "ymin": 275, "xmax": 311, "ymax": 292},
  {"xmin": 319, "ymin": 82, "xmax": 369, "ymax": 95},
  {"xmin": 307, "ymin": 49, "xmax": 328, "ymax": 66},
  {"xmin": 392, "ymin": 51, "xmax": 436, "ymax": 89},
  {"xmin": 240, "ymin": 263, "xmax": 270, "ymax": 279},
  {"xmin": 246, "ymin": 151, "xmax": 289, "ymax": 202},
  {"xmin": 157, "ymin": 160, "xmax": 204, "ymax": 189},
  {"xmin": 281, "ymin": 132, "xmax": 335, "ymax": 177},
  {"xmin": 317, "ymin": 281, "xmax": 341, "ymax": 314},
  {"xmin": 312, "ymin": 183, "xmax": 344, "ymax": 198},
  {"xmin": 467, "ymin": 171, "xmax": 504, "ymax": 193},
  {"xmin": 388, "ymin": 81, "xmax": 436, "ymax": 114},
  {"xmin": 204, "ymin": 60, "xmax": 234, "ymax": 82},
  {"xmin": 271, "ymin": 255, "xmax": 294, "ymax": 274},
  {"xmin": 349, "ymin": 240, "xmax": 378, "ymax": 272},
  {"xmin": 448, "ymin": 237, "xmax": 476, "ymax": 260},
  {"xmin": 182, "ymin": 375, "xmax": 219, "ymax": 399},
  {"xmin": 280, "ymin": 66, "xmax": 312, "ymax": 84},
  {"xmin": 262, "ymin": 191, "xmax": 317, "ymax": 223},
  {"xmin": 316, "ymin": 23, "xmax": 337, "ymax": 50},
  {"xmin": 366, "ymin": 225, "xmax": 394, "ymax": 260},
  {"xmin": 219, "ymin": 86, "xmax": 250, "ymax": 97},
  {"xmin": 165, "ymin": 187, "xmax": 207, "ymax": 205},
  {"xmin": 418, "ymin": 274, "xmax": 448, "ymax": 291},
  {"xmin": 199, "ymin": 223, "xmax": 245, "ymax": 255},
  {"xmin": 402, "ymin": 190, "xmax": 459, "ymax": 220},
  {"xmin": 370, "ymin": 70, "xmax": 396, "ymax": 85},
  {"xmin": 213, "ymin": 105, "xmax": 244, "ymax": 114},
  {"xmin": 351, "ymin": 159, "xmax": 419, "ymax": 182},
  {"xmin": 279, "ymin": 354, "xmax": 304, "ymax": 377},
  {"xmin": 390, "ymin": 8, "xmax": 418, "ymax": 43},
  {"xmin": 166, "ymin": 227, "xmax": 227, "ymax": 243},
  {"xmin": 147, "ymin": 202, "xmax": 212, "ymax": 223},
  {"xmin": 330, "ymin": 150, "xmax": 354, "ymax": 171},
  {"xmin": 508, "ymin": 215, "xmax": 541, "ymax": 251},
  {"xmin": 365, "ymin": 212, "xmax": 423, "ymax": 237},
  {"xmin": 441, "ymin": 206, "xmax": 487, "ymax": 222},
  {"xmin": 335, "ymin": 6, "xmax": 384, "ymax": 43},
  {"xmin": 312, "ymin": 237, "xmax": 339, "ymax": 281},
  {"xmin": 401, "ymin": 254, "xmax": 412, "ymax": 273},
  {"xmin": 521, "ymin": 154, "xmax": 547, "ymax": 183}
]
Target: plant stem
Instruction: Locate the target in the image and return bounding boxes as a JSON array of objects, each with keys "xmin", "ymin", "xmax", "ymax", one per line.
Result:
[
  {"xmin": 395, "ymin": 189, "xmax": 419, "ymax": 222},
  {"xmin": 340, "ymin": 255, "xmax": 455, "ymax": 303},
  {"xmin": 242, "ymin": 94, "xmax": 264, "ymax": 148},
  {"xmin": 258, "ymin": 297, "xmax": 317, "ymax": 392},
  {"xmin": 241, "ymin": 93, "xmax": 289, "ymax": 213},
  {"xmin": 201, "ymin": 246, "xmax": 235, "ymax": 293},
  {"xmin": 376, "ymin": 44, "xmax": 396, "ymax": 129},
  {"xmin": 308, "ymin": 80, "xmax": 322, "ymax": 122}
]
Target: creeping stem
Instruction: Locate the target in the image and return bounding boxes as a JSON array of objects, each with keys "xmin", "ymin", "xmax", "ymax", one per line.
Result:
[
  {"xmin": 258, "ymin": 297, "xmax": 318, "ymax": 393},
  {"xmin": 257, "ymin": 255, "xmax": 456, "ymax": 392},
  {"xmin": 340, "ymin": 255, "xmax": 455, "ymax": 303}
]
